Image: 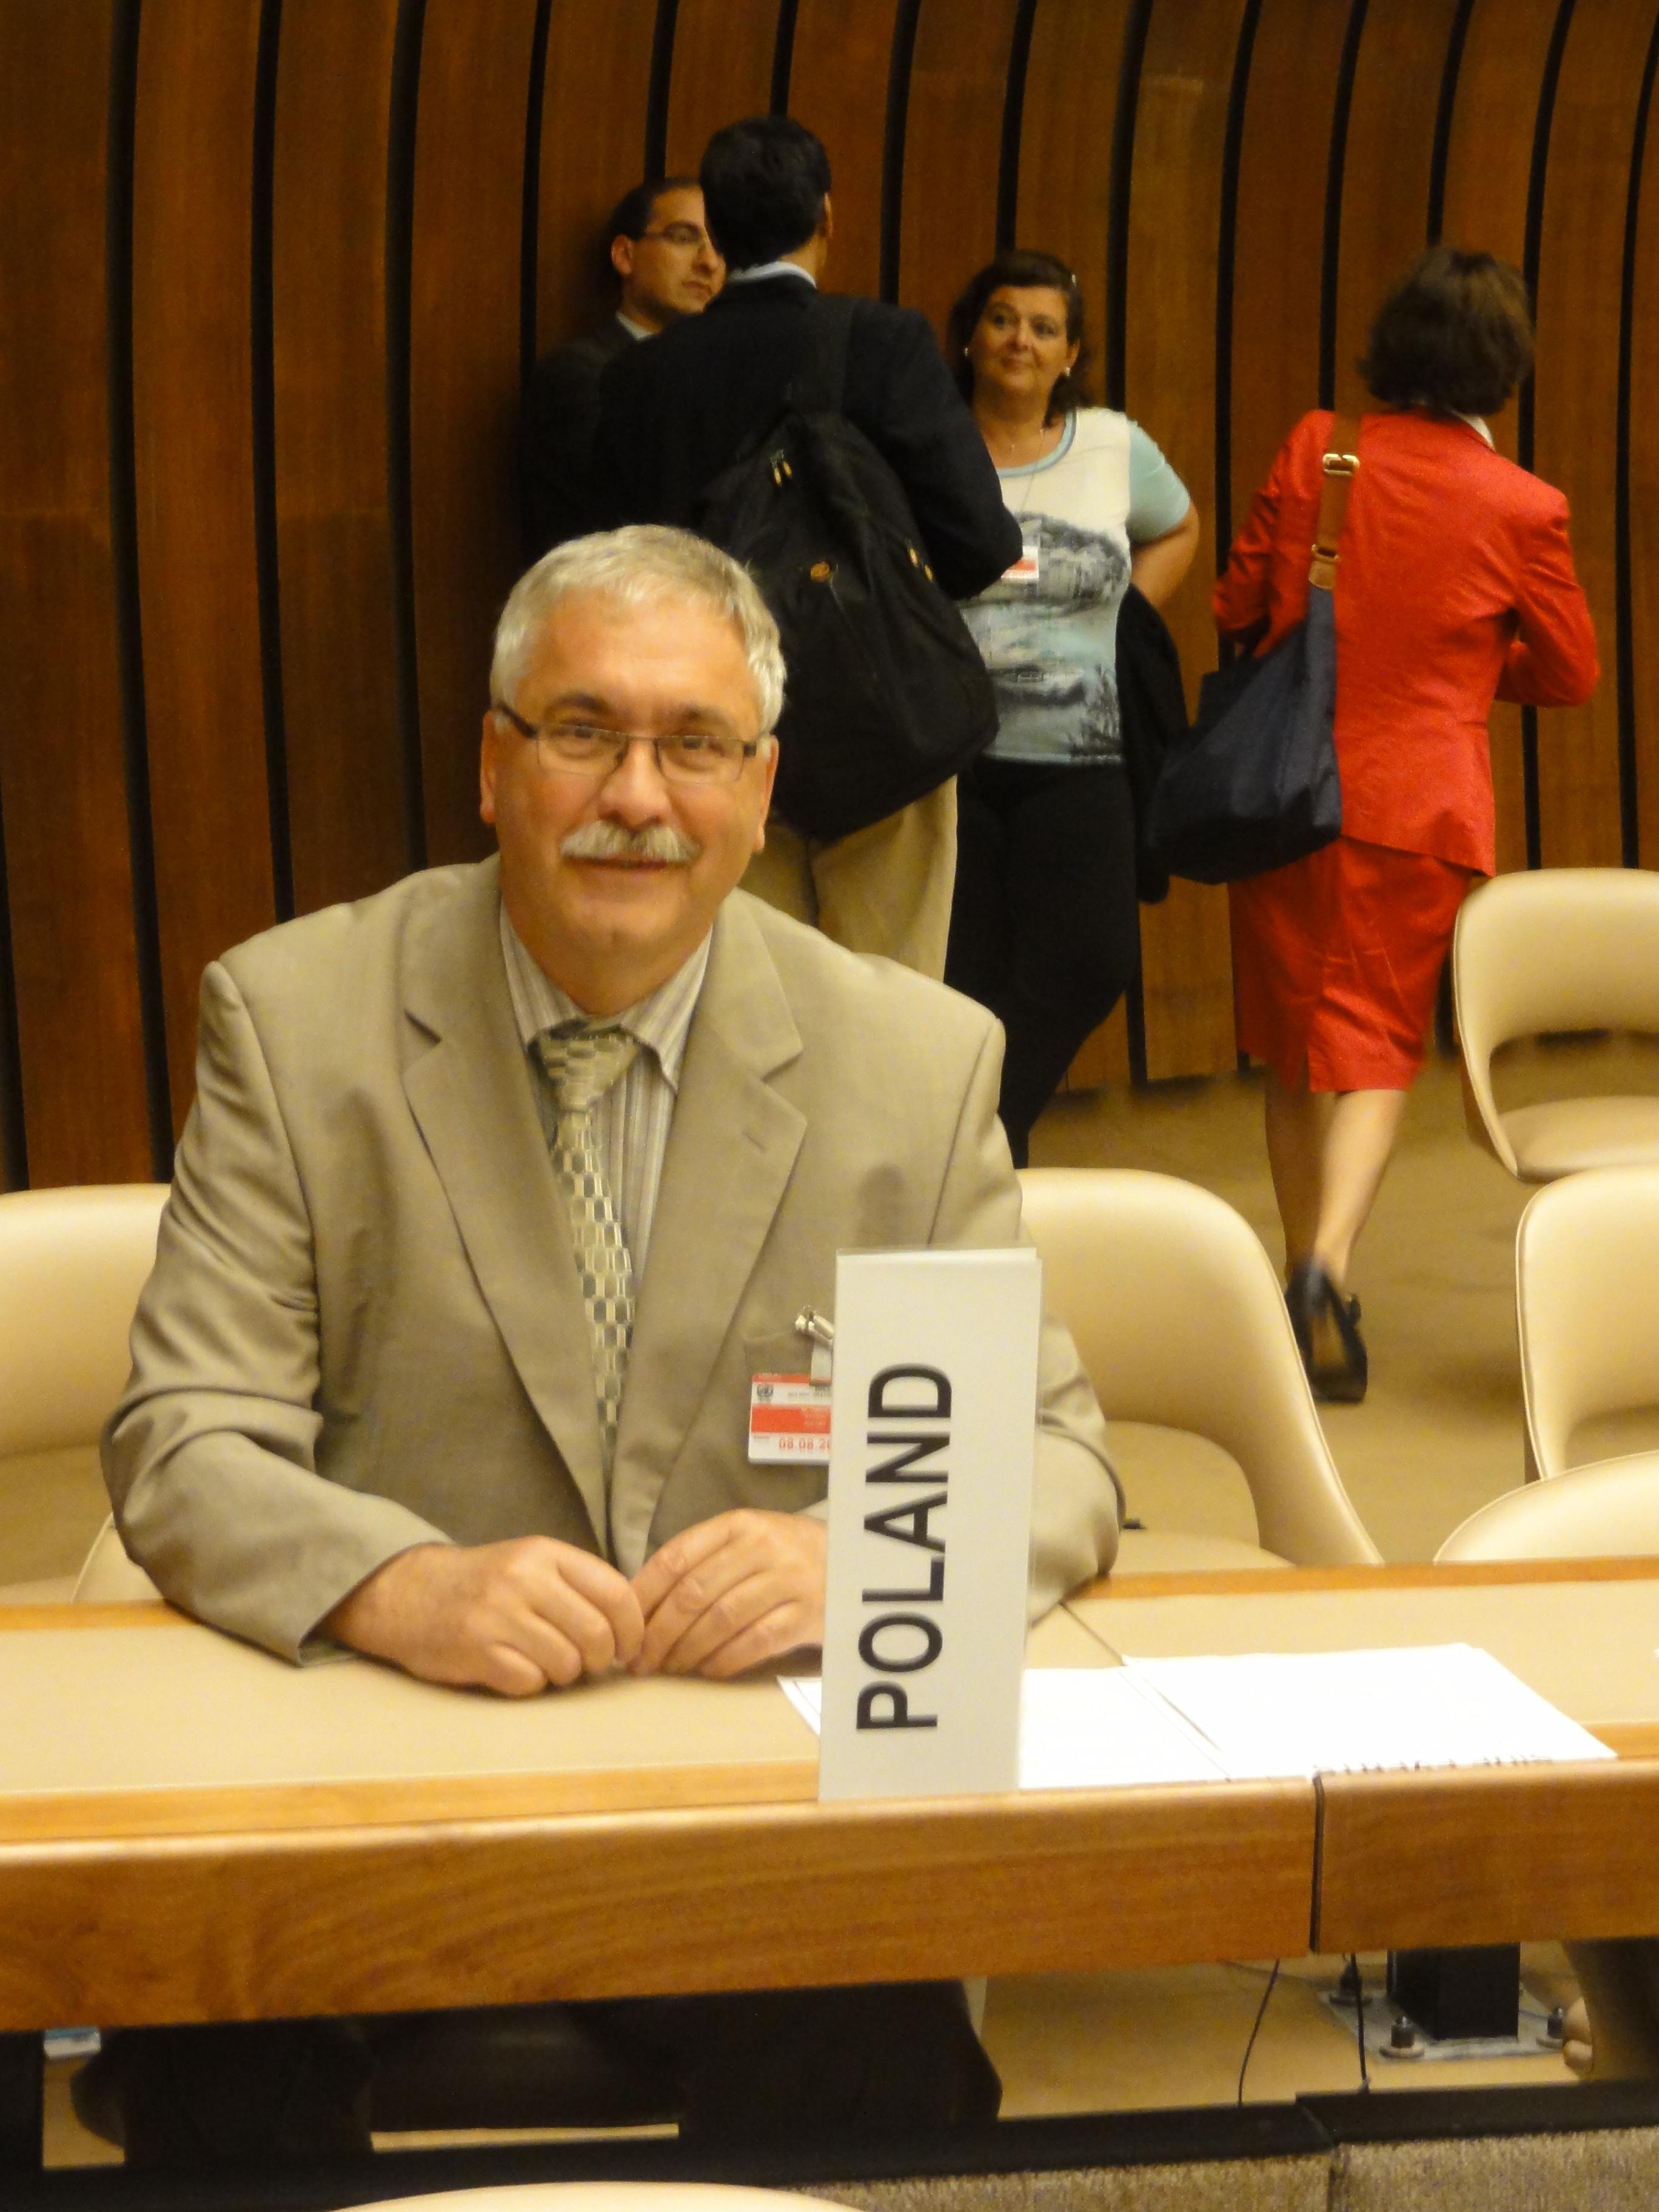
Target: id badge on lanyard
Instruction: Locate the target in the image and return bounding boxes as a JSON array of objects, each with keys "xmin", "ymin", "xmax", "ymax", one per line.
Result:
[{"xmin": 1002, "ymin": 532, "xmax": 1041, "ymax": 586}]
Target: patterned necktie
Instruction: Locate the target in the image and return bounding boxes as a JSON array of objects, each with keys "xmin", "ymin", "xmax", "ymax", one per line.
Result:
[{"xmin": 535, "ymin": 1024, "xmax": 642, "ymax": 1472}]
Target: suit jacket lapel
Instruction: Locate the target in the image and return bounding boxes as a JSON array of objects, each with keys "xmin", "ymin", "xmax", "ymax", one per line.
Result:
[
  {"xmin": 611, "ymin": 898, "xmax": 805, "ymax": 1554},
  {"xmin": 400, "ymin": 860, "xmax": 609, "ymax": 1547}
]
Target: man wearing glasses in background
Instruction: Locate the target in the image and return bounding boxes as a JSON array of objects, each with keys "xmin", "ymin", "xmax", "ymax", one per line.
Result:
[
  {"xmin": 96, "ymin": 526, "xmax": 1119, "ymax": 2162},
  {"xmin": 527, "ymin": 178, "xmax": 723, "ymax": 549}
]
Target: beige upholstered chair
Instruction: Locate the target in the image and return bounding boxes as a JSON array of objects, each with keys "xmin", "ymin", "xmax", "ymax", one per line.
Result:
[
  {"xmin": 1453, "ymin": 866, "xmax": 1659, "ymax": 1181},
  {"xmin": 0, "ymin": 1183, "xmax": 168, "ymax": 1603},
  {"xmin": 1436, "ymin": 1458, "xmax": 1659, "ymax": 1561},
  {"xmin": 73, "ymin": 1518, "xmax": 162, "ymax": 1601},
  {"xmin": 1515, "ymin": 1165, "xmax": 1659, "ymax": 1485},
  {"xmin": 1018, "ymin": 1167, "xmax": 1380, "ymax": 1570}
]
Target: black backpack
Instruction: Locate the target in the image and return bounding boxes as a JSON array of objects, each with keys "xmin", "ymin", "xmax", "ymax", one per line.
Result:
[{"xmin": 691, "ymin": 295, "xmax": 999, "ymax": 844}]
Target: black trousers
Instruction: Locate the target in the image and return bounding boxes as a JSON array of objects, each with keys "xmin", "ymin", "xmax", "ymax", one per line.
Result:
[
  {"xmin": 81, "ymin": 1985, "xmax": 1000, "ymax": 2168},
  {"xmin": 946, "ymin": 756, "xmax": 1139, "ymax": 1167}
]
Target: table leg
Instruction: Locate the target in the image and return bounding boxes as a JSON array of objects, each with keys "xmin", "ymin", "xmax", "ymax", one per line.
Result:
[{"xmin": 0, "ymin": 2032, "xmax": 44, "ymax": 2170}]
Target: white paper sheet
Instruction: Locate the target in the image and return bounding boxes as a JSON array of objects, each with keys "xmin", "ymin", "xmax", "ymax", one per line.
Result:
[
  {"xmin": 1122, "ymin": 1644, "xmax": 1616, "ymax": 1780},
  {"xmin": 783, "ymin": 1644, "xmax": 1614, "ymax": 1791},
  {"xmin": 782, "ymin": 1669, "xmax": 1229, "ymax": 1790}
]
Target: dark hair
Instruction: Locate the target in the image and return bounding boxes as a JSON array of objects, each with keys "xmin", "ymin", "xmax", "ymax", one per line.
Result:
[
  {"xmin": 699, "ymin": 116, "xmax": 831, "ymax": 271},
  {"xmin": 602, "ymin": 175, "xmax": 700, "ymax": 284},
  {"xmin": 945, "ymin": 250, "xmax": 1095, "ymax": 422},
  {"xmin": 1359, "ymin": 246, "xmax": 1534, "ymax": 416}
]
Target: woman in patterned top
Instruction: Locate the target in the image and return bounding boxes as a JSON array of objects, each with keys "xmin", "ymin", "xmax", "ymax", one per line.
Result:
[{"xmin": 942, "ymin": 249, "xmax": 1199, "ymax": 1165}]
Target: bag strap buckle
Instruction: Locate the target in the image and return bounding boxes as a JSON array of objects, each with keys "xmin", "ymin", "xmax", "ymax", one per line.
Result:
[{"xmin": 1308, "ymin": 415, "xmax": 1361, "ymax": 586}]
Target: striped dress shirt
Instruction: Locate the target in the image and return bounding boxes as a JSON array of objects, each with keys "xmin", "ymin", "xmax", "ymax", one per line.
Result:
[{"xmin": 498, "ymin": 903, "xmax": 709, "ymax": 1273}]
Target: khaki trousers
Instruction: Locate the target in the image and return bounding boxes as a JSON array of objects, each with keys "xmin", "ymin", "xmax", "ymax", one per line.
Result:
[{"xmin": 742, "ymin": 779, "xmax": 957, "ymax": 979}]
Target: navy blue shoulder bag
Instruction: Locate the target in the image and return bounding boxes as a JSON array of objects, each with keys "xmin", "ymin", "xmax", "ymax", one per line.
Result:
[{"xmin": 1147, "ymin": 415, "xmax": 1359, "ymax": 885}]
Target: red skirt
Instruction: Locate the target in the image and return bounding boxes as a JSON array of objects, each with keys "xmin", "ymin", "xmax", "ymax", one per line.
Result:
[{"xmin": 1230, "ymin": 834, "xmax": 1477, "ymax": 1091}]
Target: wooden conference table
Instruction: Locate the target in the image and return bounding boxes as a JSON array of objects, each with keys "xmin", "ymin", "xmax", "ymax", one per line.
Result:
[{"xmin": 3, "ymin": 1561, "xmax": 1659, "ymax": 2037}]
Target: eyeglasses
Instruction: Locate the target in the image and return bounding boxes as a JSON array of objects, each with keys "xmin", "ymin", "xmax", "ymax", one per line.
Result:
[
  {"xmin": 493, "ymin": 705, "xmax": 762, "ymax": 785},
  {"xmin": 637, "ymin": 222, "xmax": 715, "ymax": 252}
]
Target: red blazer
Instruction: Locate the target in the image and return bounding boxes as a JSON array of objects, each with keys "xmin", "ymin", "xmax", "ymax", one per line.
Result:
[{"xmin": 1213, "ymin": 409, "xmax": 1599, "ymax": 874}]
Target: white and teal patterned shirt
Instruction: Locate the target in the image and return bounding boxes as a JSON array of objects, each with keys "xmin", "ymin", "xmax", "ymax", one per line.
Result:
[{"xmin": 965, "ymin": 409, "xmax": 1190, "ymax": 766}]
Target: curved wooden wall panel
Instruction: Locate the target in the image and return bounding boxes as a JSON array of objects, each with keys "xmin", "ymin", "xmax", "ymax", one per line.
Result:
[
  {"xmin": 1226, "ymin": 0, "xmax": 1350, "ymax": 581},
  {"xmin": 786, "ymin": 0, "xmax": 907, "ymax": 300},
  {"xmin": 663, "ymin": 0, "xmax": 782, "ymax": 175},
  {"xmin": 1014, "ymin": 0, "xmax": 1130, "ymax": 306},
  {"xmin": 408, "ymin": 0, "xmax": 544, "ymax": 869},
  {"xmin": 897, "ymin": 0, "xmax": 1024, "ymax": 343},
  {"xmin": 272, "ymin": 0, "xmax": 412, "ymax": 920},
  {"xmin": 1016, "ymin": 0, "xmax": 1136, "ymax": 1093},
  {"xmin": 1631, "ymin": 38, "xmax": 1659, "ymax": 869},
  {"xmin": 130, "ymin": 0, "xmax": 276, "ymax": 1128},
  {"xmin": 1125, "ymin": 0, "xmax": 1248, "ymax": 1081},
  {"xmin": 535, "ymin": 0, "xmax": 661, "ymax": 357},
  {"xmin": 4, "ymin": 1, "xmax": 1658, "ymax": 1181},
  {"xmin": 1438, "ymin": 0, "xmax": 1564, "ymax": 876},
  {"xmin": 1529, "ymin": 0, "xmax": 1659, "ymax": 870},
  {"xmin": 1332, "ymin": 0, "xmax": 1464, "ymax": 417},
  {"xmin": 0, "ymin": 6, "xmax": 154, "ymax": 1187}
]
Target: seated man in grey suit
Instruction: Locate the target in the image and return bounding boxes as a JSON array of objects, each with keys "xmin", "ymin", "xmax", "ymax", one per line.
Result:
[
  {"xmin": 528, "ymin": 178, "xmax": 723, "ymax": 549},
  {"xmin": 96, "ymin": 526, "xmax": 1120, "ymax": 2162}
]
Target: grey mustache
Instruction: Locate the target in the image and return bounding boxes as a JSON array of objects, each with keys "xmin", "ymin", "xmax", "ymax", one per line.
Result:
[{"xmin": 560, "ymin": 820, "xmax": 703, "ymax": 864}]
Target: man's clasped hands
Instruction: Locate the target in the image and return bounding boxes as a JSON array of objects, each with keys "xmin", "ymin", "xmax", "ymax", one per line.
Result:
[{"xmin": 325, "ymin": 1509, "xmax": 828, "ymax": 1695}]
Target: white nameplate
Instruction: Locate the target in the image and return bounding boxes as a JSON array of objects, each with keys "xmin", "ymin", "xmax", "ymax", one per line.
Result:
[{"xmin": 818, "ymin": 1246, "xmax": 1041, "ymax": 1801}]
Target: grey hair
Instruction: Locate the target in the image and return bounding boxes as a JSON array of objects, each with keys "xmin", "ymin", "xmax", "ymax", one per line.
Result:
[{"xmin": 490, "ymin": 526, "xmax": 785, "ymax": 732}]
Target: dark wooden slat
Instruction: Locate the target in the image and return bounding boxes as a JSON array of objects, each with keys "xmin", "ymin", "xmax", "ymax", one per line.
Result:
[
  {"xmin": 1222, "ymin": 0, "xmax": 1349, "ymax": 1087},
  {"xmin": 0, "ymin": 6, "xmax": 155, "ymax": 1185},
  {"xmin": 663, "ymin": 0, "xmax": 782, "ymax": 175},
  {"xmin": 409, "ymin": 0, "xmax": 545, "ymax": 868},
  {"xmin": 0, "ymin": 768, "xmax": 24, "ymax": 1188},
  {"xmin": 535, "ymin": 0, "xmax": 662, "ymax": 355},
  {"xmin": 1016, "ymin": 0, "xmax": 1135, "ymax": 1093},
  {"xmin": 1631, "ymin": 36, "xmax": 1659, "ymax": 870},
  {"xmin": 1530, "ymin": 0, "xmax": 1658, "ymax": 869},
  {"xmin": 1228, "ymin": 0, "xmax": 1350, "ymax": 536},
  {"xmin": 896, "ymin": 0, "xmax": 1024, "ymax": 343},
  {"xmin": 272, "ymin": 0, "xmax": 412, "ymax": 919},
  {"xmin": 1219, "ymin": 0, "xmax": 1348, "ymax": 1065},
  {"xmin": 1438, "ymin": 0, "xmax": 1568, "ymax": 877},
  {"xmin": 1125, "ymin": 0, "xmax": 1250, "ymax": 1079},
  {"xmin": 786, "ymin": 0, "xmax": 907, "ymax": 301},
  {"xmin": 1332, "ymin": 0, "xmax": 1467, "ymax": 418},
  {"xmin": 131, "ymin": 0, "xmax": 277, "ymax": 1132}
]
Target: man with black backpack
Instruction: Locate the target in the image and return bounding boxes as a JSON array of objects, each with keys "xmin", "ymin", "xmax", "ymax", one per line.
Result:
[{"xmin": 593, "ymin": 116, "xmax": 1018, "ymax": 978}]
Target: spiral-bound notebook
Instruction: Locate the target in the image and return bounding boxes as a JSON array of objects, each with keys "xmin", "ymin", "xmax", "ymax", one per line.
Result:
[{"xmin": 782, "ymin": 1644, "xmax": 1614, "ymax": 1791}]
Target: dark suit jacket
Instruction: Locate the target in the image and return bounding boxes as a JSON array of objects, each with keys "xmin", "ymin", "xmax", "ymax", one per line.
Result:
[
  {"xmin": 592, "ymin": 275, "xmax": 1020, "ymax": 600},
  {"xmin": 1115, "ymin": 585, "xmax": 1186, "ymax": 906},
  {"xmin": 526, "ymin": 313, "xmax": 636, "ymax": 551}
]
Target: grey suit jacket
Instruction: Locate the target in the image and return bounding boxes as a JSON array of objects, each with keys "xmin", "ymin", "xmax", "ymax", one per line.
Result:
[{"xmin": 104, "ymin": 863, "xmax": 1120, "ymax": 1661}]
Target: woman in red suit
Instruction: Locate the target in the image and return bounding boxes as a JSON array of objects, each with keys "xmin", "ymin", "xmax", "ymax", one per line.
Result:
[{"xmin": 1216, "ymin": 248, "xmax": 1598, "ymax": 1400}]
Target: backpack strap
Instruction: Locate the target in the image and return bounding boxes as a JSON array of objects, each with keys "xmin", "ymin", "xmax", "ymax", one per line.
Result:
[{"xmin": 1309, "ymin": 412, "xmax": 1361, "ymax": 589}]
